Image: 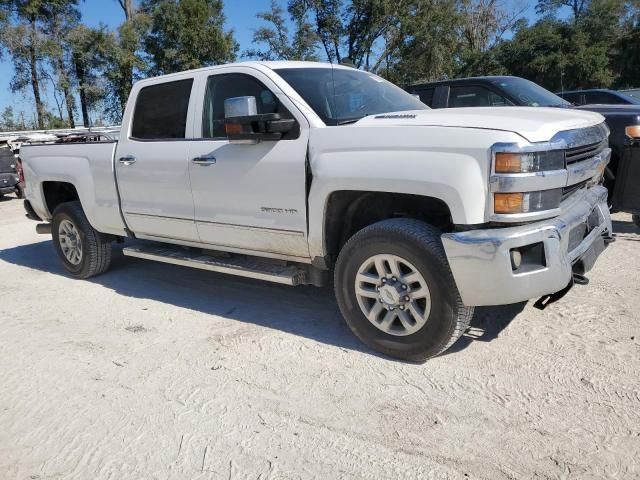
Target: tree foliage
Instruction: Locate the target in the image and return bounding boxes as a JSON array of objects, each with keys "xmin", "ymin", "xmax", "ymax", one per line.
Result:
[
  {"xmin": 141, "ymin": 0, "xmax": 237, "ymax": 75},
  {"xmin": 0, "ymin": 0, "xmax": 640, "ymax": 130}
]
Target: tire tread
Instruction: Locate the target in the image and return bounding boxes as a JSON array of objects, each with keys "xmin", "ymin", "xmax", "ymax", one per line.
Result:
[
  {"xmin": 53, "ymin": 201, "xmax": 112, "ymax": 279},
  {"xmin": 335, "ymin": 218, "xmax": 473, "ymax": 361}
]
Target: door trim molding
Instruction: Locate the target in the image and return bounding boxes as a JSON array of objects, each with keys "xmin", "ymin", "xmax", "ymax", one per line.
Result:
[{"xmin": 124, "ymin": 211, "xmax": 305, "ymax": 236}]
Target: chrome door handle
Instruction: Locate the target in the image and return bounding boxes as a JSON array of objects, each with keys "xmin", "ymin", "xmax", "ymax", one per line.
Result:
[
  {"xmin": 118, "ymin": 155, "xmax": 136, "ymax": 165},
  {"xmin": 192, "ymin": 155, "xmax": 216, "ymax": 166}
]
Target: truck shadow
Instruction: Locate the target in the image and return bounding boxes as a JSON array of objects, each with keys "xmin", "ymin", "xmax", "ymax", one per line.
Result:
[
  {"xmin": 0, "ymin": 240, "xmax": 525, "ymax": 361},
  {"xmin": 442, "ymin": 303, "xmax": 526, "ymax": 356}
]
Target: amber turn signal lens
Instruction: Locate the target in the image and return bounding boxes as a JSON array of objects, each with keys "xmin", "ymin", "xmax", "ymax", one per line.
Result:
[
  {"xmin": 225, "ymin": 123, "xmax": 243, "ymax": 135},
  {"xmin": 625, "ymin": 125, "xmax": 640, "ymax": 139},
  {"xmin": 494, "ymin": 193, "xmax": 524, "ymax": 214},
  {"xmin": 495, "ymin": 152, "xmax": 523, "ymax": 173}
]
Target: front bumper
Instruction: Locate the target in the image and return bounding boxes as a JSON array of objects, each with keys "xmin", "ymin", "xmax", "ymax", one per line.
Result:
[{"xmin": 442, "ymin": 185, "xmax": 612, "ymax": 306}]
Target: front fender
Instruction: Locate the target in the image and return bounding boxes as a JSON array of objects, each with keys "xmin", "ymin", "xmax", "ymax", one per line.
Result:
[{"xmin": 307, "ymin": 125, "xmax": 522, "ymax": 259}]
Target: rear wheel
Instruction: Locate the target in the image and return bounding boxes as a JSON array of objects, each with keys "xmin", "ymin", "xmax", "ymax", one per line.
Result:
[
  {"xmin": 52, "ymin": 201, "xmax": 112, "ymax": 279},
  {"xmin": 334, "ymin": 218, "xmax": 473, "ymax": 362}
]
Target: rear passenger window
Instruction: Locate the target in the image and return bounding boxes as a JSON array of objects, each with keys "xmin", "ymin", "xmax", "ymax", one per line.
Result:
[
  {"xmin": 585, "ymin": 92, "xmax": 625, "ymax": 105},
  {"xmin": 131, "ymin": 79, "xmax": 193, "ymax": 139},
  {"xmin": 416, "ymin": 88, "xmax": 434, "ymax": 106},
  {"xmin": 559, "ymin": 93, "xmax": 582, "ymax": 105},
  {"xmin": 449, "ymin": 85, "xmax": 510, "ymax": 107}
]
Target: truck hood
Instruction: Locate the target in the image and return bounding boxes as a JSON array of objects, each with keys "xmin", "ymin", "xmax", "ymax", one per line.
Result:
[
  {"xmin": 574, "ymin": 104, "xmax": 640, "ymax": 118},
  {"xmin": 354, "ymin": 107, "xmax": 605, "ymax": 143}
]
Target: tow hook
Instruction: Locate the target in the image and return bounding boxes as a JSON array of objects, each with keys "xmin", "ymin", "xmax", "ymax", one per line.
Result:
[
  {"xmin": 533, "ymin": 278, "xmax": 574, "ymax": 310},
  {"xmin": 35, "ymin": 223, "xmax": 52, "ymax": 234}
]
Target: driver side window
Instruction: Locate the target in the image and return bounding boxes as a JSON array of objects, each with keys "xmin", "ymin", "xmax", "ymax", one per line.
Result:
[{"xmin": 202, "ymin": 73, "xmax": 289, "ymax": 138}]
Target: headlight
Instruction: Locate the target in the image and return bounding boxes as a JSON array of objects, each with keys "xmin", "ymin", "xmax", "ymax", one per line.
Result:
[
  {"xmin": 494, "ymin": 190, "xmax": 562, "ymax": 214},
  {"xmin": 625, "ymin": 125, "xmax": 640, "ymax": 139},
  {"xmin": 494, "ymin": 150, "xmax": 565, "ymax": 173}
]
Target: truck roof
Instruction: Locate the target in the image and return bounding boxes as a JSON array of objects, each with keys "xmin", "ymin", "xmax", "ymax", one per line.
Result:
[
  {"xmin": 408, "ymin": 76, "xmax": 520, "ymax": 88},
  {"xmin": 133, "ymin": 61, "xmax": 356, "ymax": 86}
]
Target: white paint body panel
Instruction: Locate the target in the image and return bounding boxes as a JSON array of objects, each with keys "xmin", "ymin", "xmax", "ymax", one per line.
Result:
[
  {"xmin": 20, "ymin": 61, "xmax": 606, "ymax": 264},
  {"xmin": 21, "ymin": 142, "xmax": 126, "ymax": 236}
]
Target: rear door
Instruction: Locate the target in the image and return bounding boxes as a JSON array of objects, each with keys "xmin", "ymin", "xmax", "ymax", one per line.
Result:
[
  {"xmin": 115, "ymin": 76, "xmax": 200, "ymax": 242},
  {"xmin": 187, "ymin": 67, "xmax": 310, "ymax": 259}
]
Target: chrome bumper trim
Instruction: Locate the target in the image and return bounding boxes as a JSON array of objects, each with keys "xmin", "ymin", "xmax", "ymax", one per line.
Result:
[{"xmin": 442, "ymin": 185, "xmax": 612, "ymax": 307}]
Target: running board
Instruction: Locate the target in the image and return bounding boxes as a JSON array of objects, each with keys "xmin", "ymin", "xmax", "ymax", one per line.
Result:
[{"xmin": 122, "ymin": 245, "xmax": 308, "ymax": 286}]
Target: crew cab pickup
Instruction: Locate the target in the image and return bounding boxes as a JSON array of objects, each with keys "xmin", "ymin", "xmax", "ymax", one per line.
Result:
[{"xmin": 20, "ymin": 62, "xmax": 614, "ymax": 361}]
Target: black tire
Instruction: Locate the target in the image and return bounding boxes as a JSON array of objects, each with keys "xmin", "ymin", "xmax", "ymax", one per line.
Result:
[
  {"xmin": 633, "ymin": 214, "xmax": 640, "ymax": 229},
  {"xmin": 52, "ymin": 201, "xmax": 112, "ymax": 279},
  {"xmin": 334, "ymin": 218, "xmax": 473, "ymax": 362}
]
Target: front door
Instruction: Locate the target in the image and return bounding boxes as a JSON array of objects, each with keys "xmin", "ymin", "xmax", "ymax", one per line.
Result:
[
  {"xmin": 116, "ymin": 76, "xmax": 200, "ymax": 242},
  {"xmin": 187, "ymin": 69, "xmax": 310, "ymax": 259}
]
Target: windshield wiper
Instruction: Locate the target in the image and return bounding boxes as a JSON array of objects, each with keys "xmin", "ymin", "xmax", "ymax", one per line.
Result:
[{"xmin": 337, "ymin": 116, "xmax": 365, "ymax": 125}]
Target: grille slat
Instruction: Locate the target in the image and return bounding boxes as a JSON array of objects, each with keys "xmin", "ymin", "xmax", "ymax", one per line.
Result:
[
  {"xmin": 565, "ymin": 140, "xmax": 606, "ymax": 165},
  {"xmin": 562, "ymin": 180, "xmax": 588, "ymax": 201}
]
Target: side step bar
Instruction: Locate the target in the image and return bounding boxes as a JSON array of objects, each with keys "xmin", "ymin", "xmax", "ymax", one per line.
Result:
[{"xmin": 122, "ymin": 245, "xmax": 308, "ymax": 286}]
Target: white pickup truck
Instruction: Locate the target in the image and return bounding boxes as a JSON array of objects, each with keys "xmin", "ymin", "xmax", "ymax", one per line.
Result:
[{"xmin": 20, "ymin": 61, "xmax": 614, "ymax": 361}]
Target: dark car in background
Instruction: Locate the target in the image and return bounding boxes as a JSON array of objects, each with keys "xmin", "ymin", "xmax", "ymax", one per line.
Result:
[
  {"xmin": 0, "ymin": 144, "xmax": 21, "ymax": 200},
  {"xmin": 406, "ymin": 76, "xmax": 640, "ymax": 228},
  {"xmin": 556, "ymin": 89, "xmax": 640, "ymax": 106}
]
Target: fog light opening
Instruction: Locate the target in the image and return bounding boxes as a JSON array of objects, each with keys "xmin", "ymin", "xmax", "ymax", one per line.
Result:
[
  {"xmin": 510, "ymin": 249, "xmax": 522, "ymax": 270},
  {"xmin": 510, "ymin": 242, "xmax": 546, "ymax": 274}
]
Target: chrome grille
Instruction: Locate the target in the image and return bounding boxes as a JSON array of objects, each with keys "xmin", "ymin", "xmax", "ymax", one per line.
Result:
[
  {"xmin": 562, "ymin": 180, "xmax": 588, "ymax": 201},
  {"xmin": 565, "ymin": 140, "xmax": 607, "ymax": 165}
]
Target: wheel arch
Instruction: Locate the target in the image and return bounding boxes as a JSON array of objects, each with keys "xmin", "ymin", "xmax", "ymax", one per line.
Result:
[
  {"xmin": 42, "ymin": 181, "xmax": 81, "ymax": 217},
  {"xmin": 315, "ymin": 190, "xmax": 454, "ymax": 267}
]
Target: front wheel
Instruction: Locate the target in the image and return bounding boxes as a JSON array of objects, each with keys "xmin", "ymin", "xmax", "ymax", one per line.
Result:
[
  {"xmin": 52, "ymin": 201, "xmax": 112, "ymax": 279},
  {"xmin": 334, "ymin": 218, "xmax": 473, "ymax": 362}
]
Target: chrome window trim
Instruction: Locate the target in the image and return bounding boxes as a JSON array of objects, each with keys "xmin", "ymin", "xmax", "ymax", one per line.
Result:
[{"xmin": 487, "ymin": 122, "xmax": 610, "ymax": 222}]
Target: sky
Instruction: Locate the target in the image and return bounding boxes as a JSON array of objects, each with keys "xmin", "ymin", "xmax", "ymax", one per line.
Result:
[{"xmin": 0, "ymin": 0, "xmax": 537, "ymax": 124}]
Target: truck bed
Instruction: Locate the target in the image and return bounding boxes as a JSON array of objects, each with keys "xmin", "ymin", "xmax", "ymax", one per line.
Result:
[{"xmin": 20, "ymin": 140, "xmax": 127, "ymax": 236}]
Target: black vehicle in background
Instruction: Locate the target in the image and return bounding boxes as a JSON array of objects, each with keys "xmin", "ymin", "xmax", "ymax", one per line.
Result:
[
  {"xmin": 0, "ymin": 144, "xmax": 22, "ymax": 200},
  {"xmin": 556, "ymin": 89, "xmax": 640, "ymax": 106},
  {"xmin": 406, "ymin": 76, "xmax": 640, "ymax": 228}
]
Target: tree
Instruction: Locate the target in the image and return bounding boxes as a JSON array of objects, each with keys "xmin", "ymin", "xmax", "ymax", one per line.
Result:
[
  {"xmin": 244, "ymin": 0, "xmax": 318, "ymax": 60},
  {"xmin": 141, "ymin": 0, "xmax": 238, "ymax": 75},
  {"xmin": 0, "ymin": 0, "xmax": 50, "ymax": 129},
  {"xmin": 67, "ymin": 25, "xmax": 111, "ymax": 126},
  {"xmin": 42, "ymin": 0, "xmax": 81, "ymax": 128},
  {"xmin": 287, "ymin": 0, "xmax": 397, "ymax": 69},
  {"xmin": 536, "ymin": 0, "xmax": 591, "ymax": 19},
  {"xmin": 116, "ymin": 0, "xmax": 135, "ymax": 19},
  {"xmin": 103, "ymin": 3, "xmax": 149, "ymax": 120},
  {"xmin": 379, "ymin": 0, "xmax": 462, "ymax": 84}
]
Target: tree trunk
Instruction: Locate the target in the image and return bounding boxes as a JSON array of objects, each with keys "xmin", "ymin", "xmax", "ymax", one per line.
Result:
[
  {"xmin": 29, "ymin": 16, "xmax": 45, "ymax": 129},
  {"xmin": 57, "ymin": 55, "xmax": 75, "ymax": 128},
  {"xmin": 74, "ymin": 58, "xmax": 90, "ymax": 127},
  {"xmin": 117, "ymin": 0, "xmax": 134, "ymax": 20}
]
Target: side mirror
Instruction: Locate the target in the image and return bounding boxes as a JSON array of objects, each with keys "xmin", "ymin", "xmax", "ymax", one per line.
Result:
[{"xmin": 224, "ymin": 96, "xmax": 296, "ymax": 144}]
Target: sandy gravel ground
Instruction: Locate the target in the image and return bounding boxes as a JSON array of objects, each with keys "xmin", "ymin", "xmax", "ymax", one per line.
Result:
[{"xmin": 0, "ymin": 196, "xmax": 639, "ymax": 480}]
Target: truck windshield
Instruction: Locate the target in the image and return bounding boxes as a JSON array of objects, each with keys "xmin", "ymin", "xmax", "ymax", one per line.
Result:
[
  {"xmin": 275, "ymin": 67, "xmax": 428, "ymax": 125},
  {"xmin": 490, "ymin": 78, "xmax": 571, "ymax": 107}
]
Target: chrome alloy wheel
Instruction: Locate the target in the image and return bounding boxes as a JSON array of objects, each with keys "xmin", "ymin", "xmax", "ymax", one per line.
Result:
[
  {"xmin": 354, "ymin": 254, "xmax": 432, "ymax": 336},
  {"xmin": 58, "ymin": 219, "xmax": 83, "ymax": 265}
]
